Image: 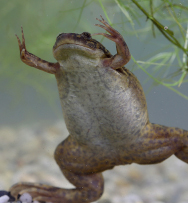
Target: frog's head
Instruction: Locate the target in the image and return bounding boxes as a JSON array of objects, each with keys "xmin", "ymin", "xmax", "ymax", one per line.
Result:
[{"xmin": 53, "ymin": 32, "xmax": 112, "ymax": 62}]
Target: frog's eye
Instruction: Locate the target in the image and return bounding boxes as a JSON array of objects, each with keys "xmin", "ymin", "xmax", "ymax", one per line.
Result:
[
  {"xmin": 56, "ymin": 33, "xmax": 63, "ymax": 40},
  {"xmin": 81, "ymin": 32, "xmax": 92, "ymax": 39}
]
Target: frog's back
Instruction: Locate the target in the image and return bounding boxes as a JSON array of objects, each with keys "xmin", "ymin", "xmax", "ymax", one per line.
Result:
[{"xmin": 55, "ymin": 64, "xmax": 148, "ymax": 148}]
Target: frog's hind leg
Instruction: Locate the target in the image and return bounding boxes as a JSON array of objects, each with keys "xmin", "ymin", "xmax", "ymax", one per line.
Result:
[
  {"xmin": 174, "ymin": 145, "xmax": 188, "ymax": 163},
  {"xmin": 129, "ymin": 123, "xmax": 188, "ymax": 165},
  {"xmin": 10, "ymin": 135, "xmax": 105, "ymax": 203},
  {"xmin": 10, "ymin": 171, "xmax": 104, "ymax": 203}
]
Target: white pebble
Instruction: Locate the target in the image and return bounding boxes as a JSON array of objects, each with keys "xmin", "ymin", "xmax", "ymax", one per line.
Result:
[
  {"xmin": 19, "ymin": 193, "xmax": 32, "ymax": 203},
  {"xmin": 0, "ymin": 195, "xmax": 9, "ymax": 203}
]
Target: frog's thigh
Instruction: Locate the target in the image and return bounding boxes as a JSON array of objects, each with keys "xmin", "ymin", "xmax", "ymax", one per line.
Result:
[
  {"xmin": 54, "ymin": 135, "xmax": 115, "ymax": 173},
  {"xmin": 130, "ymin": 123, "xmax": 183, "ymax": 164}
]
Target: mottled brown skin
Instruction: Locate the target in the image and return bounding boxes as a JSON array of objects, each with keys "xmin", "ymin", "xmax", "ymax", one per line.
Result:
[{"xmin": 10, "ymin": 16, "xmax": 188, "ymax": 203}]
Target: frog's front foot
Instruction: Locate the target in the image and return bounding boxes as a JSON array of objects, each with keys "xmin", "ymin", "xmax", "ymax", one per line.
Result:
[
  {"xmin": 15, "ymin": 27, "xmax": 59, "ymax": 74},
  {"xmin": 15, "ymin": 27, "xmax": 39, "ymax": 70},
  {"xmin": 93, "ymin": 15, "xmax": 123, "ymax": 45}
]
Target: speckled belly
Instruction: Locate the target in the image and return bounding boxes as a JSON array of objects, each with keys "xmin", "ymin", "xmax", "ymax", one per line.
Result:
[{"xmin": 55, "ymin": 66, "xmax": 148, "ymax": 147}]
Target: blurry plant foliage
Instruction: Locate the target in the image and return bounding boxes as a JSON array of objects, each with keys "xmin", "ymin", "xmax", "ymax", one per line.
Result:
[
  {"xmin": 110, "ymin": 0, "xmax": 188, "ymax": 99},
  {"xmin": 0, "ymin": 0, "xmax": 188, "ymax": 108}
]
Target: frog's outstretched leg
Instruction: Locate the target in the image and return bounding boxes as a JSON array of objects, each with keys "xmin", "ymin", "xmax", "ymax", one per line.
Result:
[
  {"xmin": 10, "ymin": 135, "xmax": 107, "ymax": 203},
  {"xmin": 15, "ymin": 27, "xmax": 60, "ymax": 74},
  {"xmin": 10, "ymin": 172, "xmax": 104, "ymax": 203},
  {"xmin": 122, "ymin": 123, "xmax": 188, "ymax": 164}
]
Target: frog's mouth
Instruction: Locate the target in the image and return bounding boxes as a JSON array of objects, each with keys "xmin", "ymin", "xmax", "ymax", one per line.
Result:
[{"xmin": 53, "ymin": 32, "xmax": 112, "ymax": 58}]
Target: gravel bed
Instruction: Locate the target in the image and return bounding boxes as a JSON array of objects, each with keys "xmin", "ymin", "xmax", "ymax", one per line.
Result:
[{"xmin": 0, "ymin": 121, "xmax": 188, "ymax": 203}]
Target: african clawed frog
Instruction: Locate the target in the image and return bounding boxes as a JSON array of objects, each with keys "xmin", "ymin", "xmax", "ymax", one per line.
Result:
[{"xmin": 10, "ymin": 16, "xmax": 188, "ymax": 203}]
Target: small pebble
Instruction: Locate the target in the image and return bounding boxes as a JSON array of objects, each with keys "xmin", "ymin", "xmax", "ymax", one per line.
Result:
[
  {"xmin": 0, "ymin": 195, "xmax": 9, "ymax": 203},
  {"xmin": 19, "ymin": 193, "xmax": 32, "ymax": 203}
]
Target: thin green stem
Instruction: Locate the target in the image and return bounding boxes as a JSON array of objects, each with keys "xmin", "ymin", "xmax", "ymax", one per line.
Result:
[
  {"xmin": 132, "ymin": 55, "xmax": 188, "ymax": 100},
  {"xmin": 131, "ymin": 0, "xmax": 188, "ymax": 55}
]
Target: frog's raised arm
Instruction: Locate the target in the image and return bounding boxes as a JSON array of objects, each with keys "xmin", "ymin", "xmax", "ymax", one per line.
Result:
[
  {"xmin": 15, "ymin": 27, "xmax": 60, "ymax": 74},
  {"xmin": 92, "ymin": 15, "xmax": 131, "ymax": 69}
]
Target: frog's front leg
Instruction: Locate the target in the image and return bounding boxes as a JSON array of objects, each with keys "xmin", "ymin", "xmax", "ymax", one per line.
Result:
[
  {"xmin": 16, "ymin": 27, "xmax": 60, "ymax": 74},
  {"xmin": 92, "ymin": 15, "xmax": 131, "ymax": 69}
]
